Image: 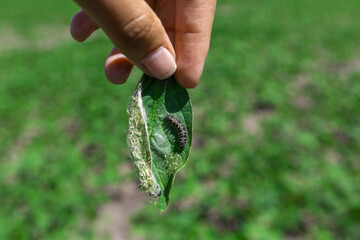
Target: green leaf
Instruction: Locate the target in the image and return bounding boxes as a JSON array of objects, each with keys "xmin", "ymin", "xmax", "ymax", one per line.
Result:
[{"xmin": 127, "ymin": 74, "xmax": 193, "ymax": 212}]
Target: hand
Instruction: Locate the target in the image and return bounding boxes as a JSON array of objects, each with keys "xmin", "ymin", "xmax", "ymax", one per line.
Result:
[{"xmin": 70, "ymin": 0, "xmax": 216, "ymax": 88}]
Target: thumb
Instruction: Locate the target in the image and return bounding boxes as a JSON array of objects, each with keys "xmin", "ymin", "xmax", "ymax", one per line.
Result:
[{"xmin": 73, "ymin": 0, "xmax": 176, "ymax": 80}]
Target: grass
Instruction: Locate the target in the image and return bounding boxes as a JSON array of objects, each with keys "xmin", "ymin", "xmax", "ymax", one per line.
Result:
[{"xmin": 1, "ymin": 0, "xmax": 360, "ymax": 239}]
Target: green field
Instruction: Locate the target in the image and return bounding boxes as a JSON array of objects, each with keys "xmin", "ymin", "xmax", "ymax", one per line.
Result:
[{"xmin": 1, "ymin": 0, "xmax": 360, "ymax": 239}]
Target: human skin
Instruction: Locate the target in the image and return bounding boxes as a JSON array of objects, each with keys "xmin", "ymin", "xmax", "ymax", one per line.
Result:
[{"xmin": 70, "ymin": 0, "xmax": 217, "ymax": 88}]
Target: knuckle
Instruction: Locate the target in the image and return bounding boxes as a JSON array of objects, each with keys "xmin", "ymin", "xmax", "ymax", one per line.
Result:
[{"xmin": 119, "ymin": 13, "xmax": 156, "ymax": 45}]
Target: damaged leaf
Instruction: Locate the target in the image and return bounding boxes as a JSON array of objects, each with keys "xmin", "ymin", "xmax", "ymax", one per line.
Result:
[{"xmin": 127, "ymin": 74, "xmax": 193, "ymax": 212}]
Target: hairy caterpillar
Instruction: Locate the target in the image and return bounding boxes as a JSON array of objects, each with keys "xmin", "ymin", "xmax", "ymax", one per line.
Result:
[{"xmin": 165, "ymin": 115, "xmax": 187, "ymax": 149}]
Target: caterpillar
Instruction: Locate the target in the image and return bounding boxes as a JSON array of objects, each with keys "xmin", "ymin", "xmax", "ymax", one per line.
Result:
[{"xmin": 165, "ymin": 115, "xmax": 187, "ymax": 150}]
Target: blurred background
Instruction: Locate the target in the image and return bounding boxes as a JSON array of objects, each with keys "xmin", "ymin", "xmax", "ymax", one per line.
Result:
[{"xmin": 1, "ymin": 0, "xmax": 360, "ymax": 239}]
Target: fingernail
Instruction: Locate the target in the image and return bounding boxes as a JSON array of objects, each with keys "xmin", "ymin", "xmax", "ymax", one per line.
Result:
[{"xmin": 141, "ymin": 47, "xmax": 177, "ymax": 80}]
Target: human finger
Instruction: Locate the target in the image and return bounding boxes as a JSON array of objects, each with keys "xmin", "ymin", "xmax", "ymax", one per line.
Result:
[
  {"xmin": 70, "ymin": 10, "xmax": 99, "ymax": 42},
  {"xmin": 73, "ymin": 0, "xmax": 176, "ymax": 80},
  {"xmin": 70, "ymin": 0, "xmax": 156, "ymax": 43},
  {"xmin": 158, "ymin": 0, "xmax": 217, "ymax": 88},
  {"xmin": 104, "ymin": 47, "xmax": 134, "ymax": 85}
]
